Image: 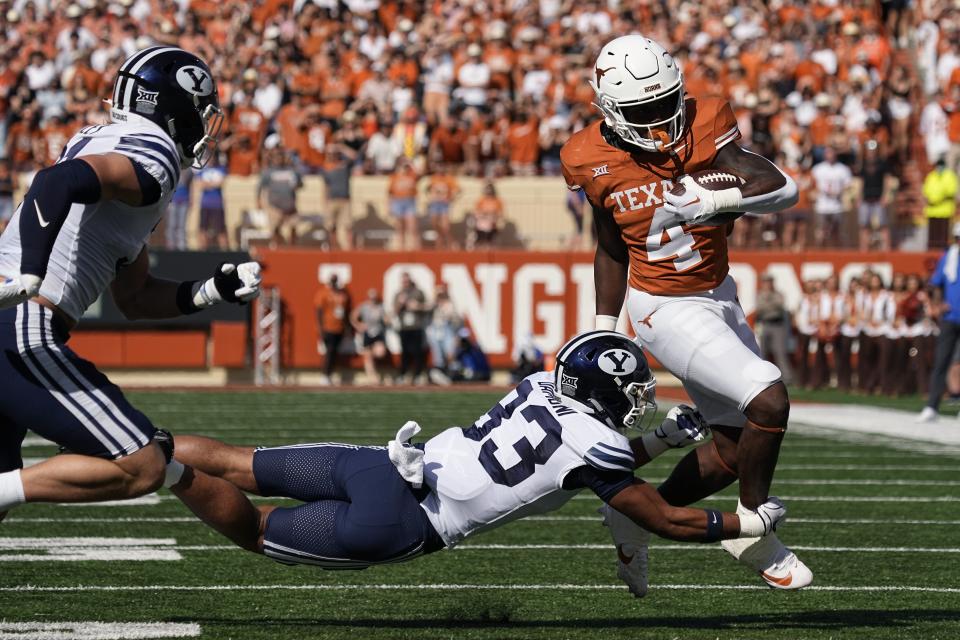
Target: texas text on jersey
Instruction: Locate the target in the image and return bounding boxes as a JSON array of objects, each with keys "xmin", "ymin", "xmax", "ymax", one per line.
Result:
[{"xmin": 561, "ymin": 95, "xmax": 740, "ymax": 296}]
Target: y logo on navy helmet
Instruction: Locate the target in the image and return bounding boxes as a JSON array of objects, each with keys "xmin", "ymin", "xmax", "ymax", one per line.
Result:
[
  {"xmin": 598, "ymin": 348, "xmax": 637, "ymax": 375},
  {"xmin": 176, "ymin": 65, "xmax": 213, "ymax": 96}
]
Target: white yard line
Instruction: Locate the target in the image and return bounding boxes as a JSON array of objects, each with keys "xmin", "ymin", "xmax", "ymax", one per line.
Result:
[
  {"xmin": 455, "ymin": 544, "xmax": 960, "ymax": 553},
  {"xmin": 523, "ymin": 516, "xmax": 960, "ymax": 525},
  {"xmin": 1, "ymin": 583, "xmax": 957, "ymax": 594},
  {"xmin": 0, "ymin": 538, "xmax": 182, "ymax": 562},
  {"xmin": 9, "ymin": 516, "xmax": 960, "ymax": 526},
  {"xmin": 12, "ymin": 542, "xmax": 950, "ymax": 554},
  {"xmin": 572, "ymin": 495, "xmax": 960, "ymax": 503},
  {"xmin": 0, "ymin": 622, "xmax": 201, "ymax": 639},
  {"xmin": 2, "ymin": 538, "xmax": 955, "ymax": 555}
]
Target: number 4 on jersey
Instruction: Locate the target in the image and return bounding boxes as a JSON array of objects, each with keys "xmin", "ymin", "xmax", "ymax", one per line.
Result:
[{"xmin": 645, "ymin": 207, "xmax": 703, "ymax": 272}]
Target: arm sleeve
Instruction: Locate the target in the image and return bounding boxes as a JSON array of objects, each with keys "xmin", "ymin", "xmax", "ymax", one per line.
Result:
[
  {"xmin": 562, "ymin": 465, "xmax": 636, "ymax": 504},
  {"xmin": 19, "ymin": 159, "xmax": 102, "ymax": 278}
]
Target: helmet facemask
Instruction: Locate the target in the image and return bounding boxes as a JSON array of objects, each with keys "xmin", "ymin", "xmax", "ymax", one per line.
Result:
[
  {"xmin": 595, "ymin": 77, "xmax": 685, "ymax": 153},
  {"xmin": 619, "ymin": 377, "xmax": 658, "ymax": 431},
  {"xmin": 188, "ymin": 103, "xmax": 224, "ymax": 169}
]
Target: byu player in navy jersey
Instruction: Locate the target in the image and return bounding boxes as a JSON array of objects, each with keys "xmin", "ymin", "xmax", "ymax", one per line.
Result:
[
  {"xmin": 0, "ymin": 47, "xmax": 262, "ymax": 520},
  {"xmin": 165, "ymin": 332, "xmax": 787, "ymax": 593}
]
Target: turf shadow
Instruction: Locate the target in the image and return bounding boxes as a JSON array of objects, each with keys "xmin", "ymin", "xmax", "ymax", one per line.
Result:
[{"xmin": 174, "ymin": 608, "xmax": 960, "ymax": 632}]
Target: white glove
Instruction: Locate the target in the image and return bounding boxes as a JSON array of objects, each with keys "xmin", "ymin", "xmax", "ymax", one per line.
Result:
[
  {"xmin": 640, "ymin": 404, "xmax": 710, "ymax": 459},
  {"xmin": 656, "ymin": 405, "xmax": 710, "ymax": 447},
  {"xmin": 193, "ymin": 262, "xmax": 262, "ymax": 309},
  {"xmin": 388, "ymin": 420, "xmax": 424, "ymax": 488},
  {"xmin": 663, "ymin": 175, "xmax": 742, "ymax": 225},
  {"xmin": 737, "ymin": 497, "xmax": 787, "ymax": 537},
  {"xmin": 598, "ymin": 503, "xmax": 650, "ymax": 598},
  {"xmin": 0, "ymin": 274, "xmax": 42, "ymax": 310}
]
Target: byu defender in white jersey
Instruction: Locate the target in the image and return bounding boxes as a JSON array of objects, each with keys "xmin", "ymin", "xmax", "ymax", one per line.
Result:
[
  {"xmin": 167, "ymin": 332, "xmax": 788, "ymax": 594},
  {"xmin": 0, "ymin": 47, "xmax": 261, "ymax": 521}
]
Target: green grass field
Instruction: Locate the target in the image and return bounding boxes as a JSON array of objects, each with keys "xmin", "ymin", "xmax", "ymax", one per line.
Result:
[{"xmin": 2, "ymin": 389, "xmax": 959, "ymax": 640}]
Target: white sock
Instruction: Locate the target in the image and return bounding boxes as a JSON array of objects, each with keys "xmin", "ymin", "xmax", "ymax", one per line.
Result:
[
  {"xmin": 164, "ymin": 460, "xmax": 186, "ymax": 488},
  {"xmin": 0, "ymin": 469, "xmax": 26, "ymax": 512}
]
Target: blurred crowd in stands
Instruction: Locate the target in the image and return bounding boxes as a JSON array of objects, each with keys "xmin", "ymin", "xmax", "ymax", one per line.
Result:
[
  {"xmin": 1, "ymin": 0, "xmax": 960, "ymax": 250},
  {"xmin": 756, "ymin": 267, "xmax": 940, "ymax": 397}
]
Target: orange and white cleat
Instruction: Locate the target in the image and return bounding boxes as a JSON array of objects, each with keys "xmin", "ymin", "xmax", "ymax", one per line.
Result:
[{"xmin": 721, "ymin": 532, "xmax": 813, "ymax": 590}]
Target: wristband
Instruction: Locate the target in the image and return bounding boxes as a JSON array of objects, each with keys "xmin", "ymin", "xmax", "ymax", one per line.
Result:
[
  {"xmin": 639, "ymin": 431, "xmax": 669, "ymax": 459},
  {"xmin": 704, "ymin": 508, "xmax": 724, "ymax": 542},
  {"xmin": 176, "ymin": 280, "xmax": 201, "ymax": 315},
  {"xmin": 712, "ymin": 187, "xmax": 743, "ymax": 212},
  {"xmin": 192, "ymin": 278, "xmax": 223, "ymax": 309},
  {"xmin": 595, "ymin": 314, "xmax": 618, "ymax": 331}
]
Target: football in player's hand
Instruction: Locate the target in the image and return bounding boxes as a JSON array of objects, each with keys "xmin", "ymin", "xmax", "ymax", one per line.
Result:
[{"xmin": 670, "ymin": 170, "xmax": 746, "ymax": 226}]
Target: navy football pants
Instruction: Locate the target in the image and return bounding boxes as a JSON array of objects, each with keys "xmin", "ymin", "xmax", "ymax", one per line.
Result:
[
  {"xmin": 254, "ymin": 443, "xmax": 445, "ymax": 568},
  {"xmin": 0, "ymin": 302, "xmax": 156, "ymax": 472}
]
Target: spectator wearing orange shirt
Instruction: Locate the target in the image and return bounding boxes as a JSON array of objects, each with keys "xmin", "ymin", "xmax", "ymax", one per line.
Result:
[
  {"xmin": 426, "ymin": 165, "xmax": 460, "ymax": 249},
  {"xmin": 314, "ymin": 274, "xmax": 352, "ymax": 384},
  {"xmin": 5, "ymin": 106, "xmax": 39, "ymax": 171},
  {"xmin": 224, "ymin": 133, "xmax": 259, "ymax": 177},
  {"xmin": 471, "ymin": 181, "xmax": 504, "ymax": 250},
  {"xmin": 230, "ymin": 91, "xmax": 267, "ymax": 151},
  {"xmin": 429, "ymin": 117, "xmax": 467, "ymax": 171},
  {"xmin": 388, "ymin": 160, "xmax": 420, "ymax": 250},
  {"xmin": 275, "ymin": 92, "xmax": 308, "ymax": 155},
  {"xmin": 299, "ymin": 110, "xmax": 332, "ymax": 173},
  {"xmin": 506, "ymin": 109, "xmax": 539, "ymax": 176},
  {"xmin": 38, "ymin": 111, "xmax": 73, "ymax": 166}
]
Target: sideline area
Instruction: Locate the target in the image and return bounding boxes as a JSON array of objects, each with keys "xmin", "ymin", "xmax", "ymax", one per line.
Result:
[{"xmin": 789, "ymin": 404, "xmax": 960, "ymax": 454}]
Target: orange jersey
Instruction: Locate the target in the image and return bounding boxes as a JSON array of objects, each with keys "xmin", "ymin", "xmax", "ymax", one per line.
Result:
[
  {"xmin": 314, "ymin": 286, "xmax": 351, "ymax": 335},
  {"xmin": 561, "ymin": 95, "xmax": 740, "ymax": 296}
]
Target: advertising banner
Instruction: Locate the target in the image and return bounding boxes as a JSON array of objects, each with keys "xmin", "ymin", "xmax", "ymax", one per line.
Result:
[{"xmin": 258, "ymin": 249, "xmax": 940, "ymax": 369}]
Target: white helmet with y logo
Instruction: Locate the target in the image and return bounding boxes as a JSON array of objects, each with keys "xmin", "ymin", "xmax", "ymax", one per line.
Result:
[{"xmin": 591, "ymin": 34, "xmax": 685, "ymax": 153}]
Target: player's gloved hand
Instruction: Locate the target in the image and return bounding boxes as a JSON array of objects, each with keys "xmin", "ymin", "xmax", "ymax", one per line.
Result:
[
  {"xmin": 0, "ymin": 274, "xmax": 42, "ymax": 310},
  {"xmin": 388, "ymin": 420, "xmax": 424, "ymax": 488},
  {"xmin": 193, "ymin": 262, "xmax": 262, "ymax": 309},
  {"xmin": 598, "ymin": 503, "xmax": 650, "ymax": 598},
  {"xmin": 639, "ymin": 404, "xmax": 709, "ymax": 459},
  {"xmin": 656, "ymin": 405, "xmax": 710, "ymax": 448},
  {"xmin": 663, "ymin": 175, "xmax": 742, "ymax": 225},
  {"xmin": 737, "ymin": 497, "xmax": 787, "ymax": 538}
]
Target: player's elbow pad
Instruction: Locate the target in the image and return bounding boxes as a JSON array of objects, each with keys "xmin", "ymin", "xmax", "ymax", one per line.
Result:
[
  {"xmin": 739, "ymin": 170, "xmax": 798, "ymax": 215},
  {"xmin": 20, "ymin": 159, "xmax": 102, "ymax": 278}
]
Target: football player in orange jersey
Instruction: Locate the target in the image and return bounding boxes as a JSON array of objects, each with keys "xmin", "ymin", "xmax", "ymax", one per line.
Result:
[{"xmin": 561, "ymin": 35, "xmax": 810, "ymax": 594}]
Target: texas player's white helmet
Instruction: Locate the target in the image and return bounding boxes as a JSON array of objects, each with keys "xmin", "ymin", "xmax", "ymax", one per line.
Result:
[{"xmin": 591, "ymin": 35, "xmax": 685, "ymax": 153}]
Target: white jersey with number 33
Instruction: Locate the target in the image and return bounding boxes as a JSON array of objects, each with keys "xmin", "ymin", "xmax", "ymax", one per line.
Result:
[
  {"xmin": 0, "ymin": 112, "xmax": 181, "ymax": 322},
  {"xmin": 419, "ymin": 371, "xmax": 635, "ymax": 547}
]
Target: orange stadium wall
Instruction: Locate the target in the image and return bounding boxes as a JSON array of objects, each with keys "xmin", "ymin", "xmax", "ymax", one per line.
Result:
[
  {"xmin": 67, "ymin": 250, "xmax": 941, "ymax": 370},
  {"xmin": 259, "ymin": 249, "xmax": 942, "ymax": 370}
]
